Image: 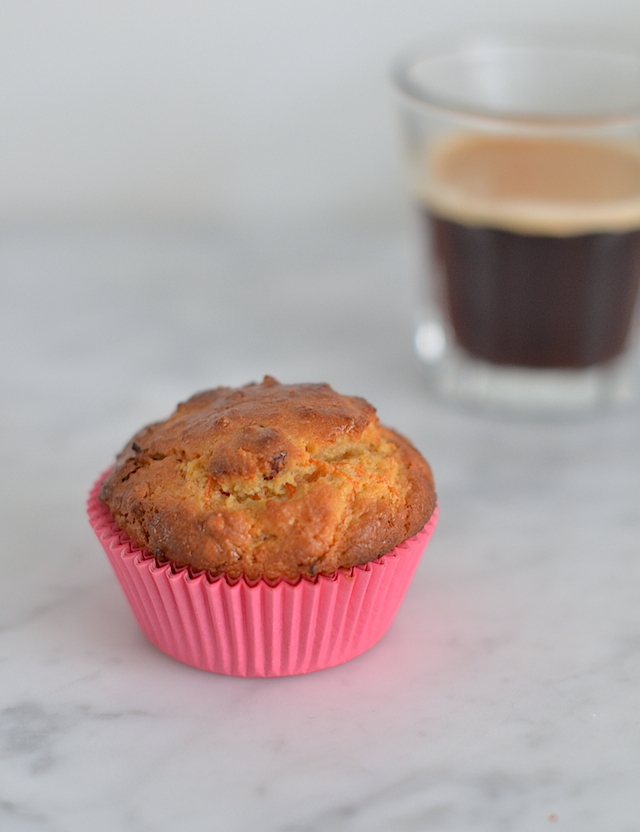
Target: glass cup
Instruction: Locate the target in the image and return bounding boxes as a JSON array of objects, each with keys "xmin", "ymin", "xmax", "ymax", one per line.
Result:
[{"xmin": 393, "ymin": 28, "xmax": 640, "ymax": 414}]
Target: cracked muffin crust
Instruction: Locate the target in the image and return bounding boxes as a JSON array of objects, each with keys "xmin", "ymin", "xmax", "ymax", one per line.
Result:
[{"xmin": 99, "ymin": 377, "xmax": 436, "ymax": 580}]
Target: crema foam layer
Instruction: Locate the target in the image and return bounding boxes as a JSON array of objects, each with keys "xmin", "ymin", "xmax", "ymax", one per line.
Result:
[{"xmin": 420, "ymin": 135, "xmax": 640, "ymax": 237}]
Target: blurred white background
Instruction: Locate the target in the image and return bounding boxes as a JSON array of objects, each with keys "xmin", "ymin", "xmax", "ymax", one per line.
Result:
[{"xmin": 2, "ymin": 0, "xmax": 639, "ymax": 227}]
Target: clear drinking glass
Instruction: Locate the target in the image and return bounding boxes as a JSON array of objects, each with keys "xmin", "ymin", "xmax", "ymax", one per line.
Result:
[{"xmin": 393, "ymin": 28, "xmax": 640, "ymax": 414}]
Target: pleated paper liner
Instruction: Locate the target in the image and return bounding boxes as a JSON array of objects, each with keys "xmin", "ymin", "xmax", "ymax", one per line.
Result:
[{"xmin": 88, "ymin": 472, "xmax": 438, "ymax": 677}]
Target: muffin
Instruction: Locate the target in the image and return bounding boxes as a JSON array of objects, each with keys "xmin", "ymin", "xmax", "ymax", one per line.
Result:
[
  {"xmin": 100, "ymin": 376, "xmax": 435, "ymax": 580},
  {"xmin": 88, "ymin": 378, "xmax": 438, "ymax": 676}
]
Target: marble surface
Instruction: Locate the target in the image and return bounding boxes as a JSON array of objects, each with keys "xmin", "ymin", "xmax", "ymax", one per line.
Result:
[{"xmin": 2, "ymin": 219, "xmax": 640, "ymax": 832}]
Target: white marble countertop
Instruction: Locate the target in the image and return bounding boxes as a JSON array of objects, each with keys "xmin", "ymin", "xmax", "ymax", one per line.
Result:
[{"xmin": 2, "ymin": 220, "xmax": 640, "ymax": 832}]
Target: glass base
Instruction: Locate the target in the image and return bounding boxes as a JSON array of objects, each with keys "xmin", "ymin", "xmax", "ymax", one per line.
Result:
[{"xmin": 415, "ymin": 319, "xmax": 640, "ymax": 416}]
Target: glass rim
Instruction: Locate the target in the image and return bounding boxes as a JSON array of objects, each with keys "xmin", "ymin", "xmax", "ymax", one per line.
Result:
[{"xmin": 391, "ymin": 25, "xmax": 640, "ymax": 127}]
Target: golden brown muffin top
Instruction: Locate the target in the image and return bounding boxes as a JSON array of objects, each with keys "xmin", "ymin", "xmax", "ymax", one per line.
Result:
[{"xmin": 100, "ymin": 377, "xmax": 436, "ymax": 580}]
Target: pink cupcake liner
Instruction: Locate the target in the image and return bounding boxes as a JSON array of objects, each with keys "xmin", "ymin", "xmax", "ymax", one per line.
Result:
[{"xmin": 87, "ymin": 472, "xmax": 438, "ymax": 677}]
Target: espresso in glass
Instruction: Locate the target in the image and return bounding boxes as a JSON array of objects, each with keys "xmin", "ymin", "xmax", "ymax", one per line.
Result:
[{"xmin": 421, "ymin": 135, "xmax": 640, "ymax": 369}]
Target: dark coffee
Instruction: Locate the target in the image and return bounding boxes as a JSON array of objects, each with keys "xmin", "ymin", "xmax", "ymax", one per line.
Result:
[
  {"xmin": 428, "ymin": 215, "xmax": 640, "ymax": 368},
  {"xmin": 422, "ymin": 136, "xmax": 640, "ymax": 369}
]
